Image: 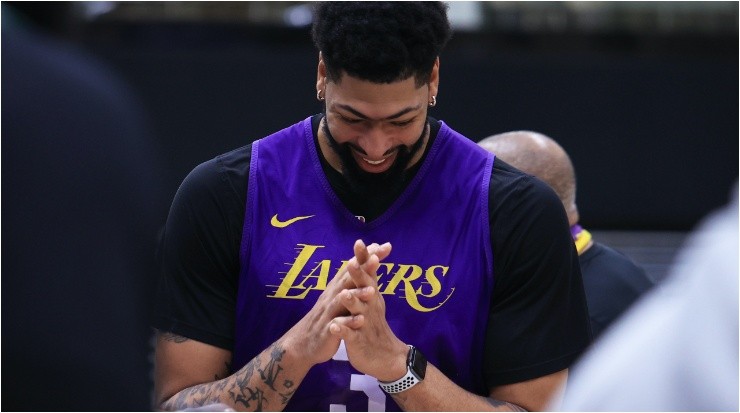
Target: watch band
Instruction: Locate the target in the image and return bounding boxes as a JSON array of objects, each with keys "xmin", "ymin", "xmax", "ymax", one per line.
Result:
[
  {"xmin": 378, "ymin": 345, "xmax": 426, "ymax": 394},
  {"xmin": 378, "ymin": 365, "xmax": 421, "ymax": 394}
]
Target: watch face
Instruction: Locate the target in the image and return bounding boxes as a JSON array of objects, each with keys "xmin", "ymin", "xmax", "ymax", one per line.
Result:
[{"xmin": 410, "ymin": 347, "xmax": 427, "ymax": 380}]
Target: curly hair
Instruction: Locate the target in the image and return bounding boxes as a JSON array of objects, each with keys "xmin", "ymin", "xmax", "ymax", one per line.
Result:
[{"xmin": 311, "ymin": 2, "xmax": 452, "ymax": 86}]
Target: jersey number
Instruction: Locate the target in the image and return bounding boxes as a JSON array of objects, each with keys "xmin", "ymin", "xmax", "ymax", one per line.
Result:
[{"xmin": 329, "ymin": 341, "xmax": 387, "ymax": 412}]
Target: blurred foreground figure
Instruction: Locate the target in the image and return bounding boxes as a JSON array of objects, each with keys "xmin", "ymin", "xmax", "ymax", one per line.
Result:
[
  {"xmin": 557, "ymin": 184, "xmax": 738, "ymax": 411},
  {"xmin": 2, "ymin": 5, "xmax": 163, "ymax": 410},
  {"xmin": 479, "ymin": 131, "xmax": 654, "ymax": 339}
]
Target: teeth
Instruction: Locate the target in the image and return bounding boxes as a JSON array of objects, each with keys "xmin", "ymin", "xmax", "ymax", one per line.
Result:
[{"xmin": 363, "ymin": 157, "xmax": 387, "ymax": 165}]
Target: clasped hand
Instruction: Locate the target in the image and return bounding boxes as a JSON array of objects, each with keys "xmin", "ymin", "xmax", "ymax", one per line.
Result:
[{"xmin": 286, "ymin": 239, "xmax": 408, "ymax": 383}]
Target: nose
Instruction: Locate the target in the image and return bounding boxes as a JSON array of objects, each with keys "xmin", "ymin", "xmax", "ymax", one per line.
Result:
[{"xmin": 357, "ymin": 125, "xmax": 394, "ymax": 160}]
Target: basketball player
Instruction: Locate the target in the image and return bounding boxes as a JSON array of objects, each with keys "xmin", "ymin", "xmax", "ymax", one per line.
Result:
[{"xmin": 153, "ymin": 3, "xmax": 591, "ymax": 411}]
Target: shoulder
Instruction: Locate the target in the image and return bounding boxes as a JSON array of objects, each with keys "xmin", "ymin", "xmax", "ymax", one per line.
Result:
[
  {"xmin": 487, "ymin": 157, "xmax": 571, "ymax": 276},
  {"xmin": 491, "ymin": 157, "xmax": 554, "ymax": 196},
  {"xmin": 177, "ymin": 144, "xmax": 252, "ymax": 208},
  {"xmin": 483, "ymin": 157, "xmax": 590, "ymax": 386},
  {"xmin": 488, "ymin": 157, "xmax": 565, "ymax": 226}
]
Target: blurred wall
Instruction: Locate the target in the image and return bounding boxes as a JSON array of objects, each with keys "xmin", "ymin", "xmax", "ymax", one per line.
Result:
[{"xmin": 59, "ymin": 15, "xmax": 739, "ymax": 231}]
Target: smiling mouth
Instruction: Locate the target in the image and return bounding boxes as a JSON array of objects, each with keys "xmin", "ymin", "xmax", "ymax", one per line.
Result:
[
  {"xmin": 362, "ymin": 157, "xmax": 389, "ymax": 165},
  {"xmin": 351, "ymin": 146, "xmax": 396, "ymax": 167}
]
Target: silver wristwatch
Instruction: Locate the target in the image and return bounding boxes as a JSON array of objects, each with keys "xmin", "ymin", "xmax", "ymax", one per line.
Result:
[{"xmin": 378, "ymin": 345, "xmax": 428, "ymax": 394}]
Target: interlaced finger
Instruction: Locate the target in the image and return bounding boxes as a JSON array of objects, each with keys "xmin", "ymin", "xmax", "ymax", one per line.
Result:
[{"xmin": 347, "ymin": 255, "xmax": 380, "ymax": 288}]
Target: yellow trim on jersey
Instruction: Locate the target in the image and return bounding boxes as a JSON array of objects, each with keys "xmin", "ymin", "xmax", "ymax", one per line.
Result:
[{"xmin": 574, "ymin": 229, "xmax": 592, "ymax": 255}]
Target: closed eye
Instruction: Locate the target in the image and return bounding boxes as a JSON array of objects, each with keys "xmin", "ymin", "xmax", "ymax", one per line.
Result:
[
  {"xmin": 339, "ymin": 115, "xmax": 363, "ymax": 124},
  {"xmin": 390, "ymin": 119, "xmax": 414, "ymax": 127}
]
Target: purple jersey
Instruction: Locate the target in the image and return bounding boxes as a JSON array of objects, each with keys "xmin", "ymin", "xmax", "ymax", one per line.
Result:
[{"xmin": 236, "ymin": 117, "xmax": 494, "ymax": 411}]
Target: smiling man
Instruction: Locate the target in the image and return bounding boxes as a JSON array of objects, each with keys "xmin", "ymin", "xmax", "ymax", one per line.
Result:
[{"xmin": 153, "ymin": 2, "xmax": 591, "ymax": 412}]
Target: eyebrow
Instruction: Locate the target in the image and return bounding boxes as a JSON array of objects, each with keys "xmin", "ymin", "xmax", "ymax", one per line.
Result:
[{"xmin": 334, "ymin": 103, "xmax": 422, "ymax": 120}]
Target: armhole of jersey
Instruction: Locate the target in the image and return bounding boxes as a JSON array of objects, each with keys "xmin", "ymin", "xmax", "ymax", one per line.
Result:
[
  {"xmin": 240, "ymin": 140, "xmax": 260, "ymax": 268},
  {"xmin": 481, "ymin": 153, "xmax": 495, "ymax": 286}
]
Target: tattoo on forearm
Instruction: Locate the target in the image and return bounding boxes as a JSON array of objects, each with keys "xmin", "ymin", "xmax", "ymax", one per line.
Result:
[
  {"xmin": 259, "ymin": 344, "xmax": 286, "ymax": 391},
  {"xmin": 160, "ymin": 332, "xmax": 190, "ymax": 343},
  {"xmin": 230, "ymin": 384, "xmax": 266, "ymax": 411},
  {"xmin": 163, "ymin": 381, "xmax": 222, "ymax": 410},
  {"xmin": 279, "ymin": 380, "xmax": 296, "ymax": 404},
  {"xmin": 162, "ymin": 341, "xmax": 296, "ymax": 412},
  {"xmin": 229, "ymin": 342, "xmax": 294, "ymax": 410},
  {"xmin": 230, "ymin": 358, "xmax": 264, "ymax": 410},
  {"xmin": 486, "ymin": 398, "xmax": 527, "ymax": 411}
]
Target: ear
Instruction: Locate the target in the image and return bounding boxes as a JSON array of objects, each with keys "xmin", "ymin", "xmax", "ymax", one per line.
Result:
[
  {"xmin": 316, "ymin": 51, "xmax": 327, "ymax": 93},
  {"xmin": 428, "ymin": 57, "xmax": 440, "ymax": 99}
]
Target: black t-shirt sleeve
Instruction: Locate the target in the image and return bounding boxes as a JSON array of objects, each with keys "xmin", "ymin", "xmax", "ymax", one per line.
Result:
[
  {"xmin": 152, "ymin": 145, "xmax": 251, "ymax": 350},
  {"xmin": 483, "ymin": 159, "xmax": 592, "ymax": 387}
]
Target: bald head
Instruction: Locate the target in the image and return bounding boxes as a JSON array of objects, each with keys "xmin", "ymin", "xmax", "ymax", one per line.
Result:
[{"xmin": 479, "ymin": 131, "xmax": 579, "ymax": 225}]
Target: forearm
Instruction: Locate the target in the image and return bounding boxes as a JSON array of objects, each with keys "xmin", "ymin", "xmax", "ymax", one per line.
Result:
[
  {"xmin": 160, "ymin": 340, "xmax": 310, "ymax": 412},
  {"xmin": 390, "ymin": 363, "xmax": 526, "ymax": 412}
]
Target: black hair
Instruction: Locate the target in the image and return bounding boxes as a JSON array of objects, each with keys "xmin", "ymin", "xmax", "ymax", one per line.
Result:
[{"xmin": 311, "ymin": 2, "xmax": 452, "ymax": 86}]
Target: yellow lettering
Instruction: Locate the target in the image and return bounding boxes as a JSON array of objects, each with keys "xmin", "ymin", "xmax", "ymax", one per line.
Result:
[
  {"xmin": 376, "ymin": 262, "xmax": 395, "ymax": 291},
  {"xmin": 268, "ymin": 244, "xmax": 324, "ymax": 299},
  {"xmin": 268, "ymin": 246, "xmax": 455, "ymax": 311},
  {"xmin": 297, "ymin": 259, "xmax": 332, "ymax": 290},
  {"xmin": 417, "ymin": 265, "xmax": 449, "ymax": 297},
  {"xmin": 332, "ymin": 260, "xmax": 350, "ymax": 282},
  {"xmin": 397, "ymin": 264, "xmax": 454, "ymax": 312},
  {"xmin": 381, "ymin": 264, "xmax": 422, "ymax": 295},
  {"xmin": 406, "ymin": 287, "xmax": 456, "ymax": 312}
]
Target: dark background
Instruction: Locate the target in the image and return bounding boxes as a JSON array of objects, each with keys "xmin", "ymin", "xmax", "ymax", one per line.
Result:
[{"xmin": 12, "ymin": 2, "xmax": 739, "ymax": 231}]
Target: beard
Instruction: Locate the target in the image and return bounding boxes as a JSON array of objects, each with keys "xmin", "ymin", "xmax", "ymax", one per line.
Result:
[{"xmin": 322, "ymin": 116, "xmax": 428, "ymax": 196}]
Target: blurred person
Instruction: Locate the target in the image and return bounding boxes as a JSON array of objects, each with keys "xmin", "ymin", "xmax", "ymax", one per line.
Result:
[
  {"xmin": 478, "ymin": 131, "xmax": 654, "ymax": 339},
  {"xmin": 153, "ymin": 3, "xmax": 591, "ymax": 411},
  {"xmin": 556, "ymin": 184, "xmax": 738, "ymax": 411},
  {"xmin": 2, "ymin": 4, "xmax": 165, "ymax": 410}
]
